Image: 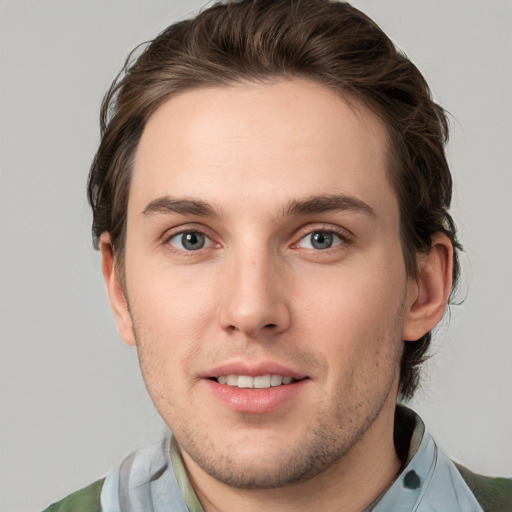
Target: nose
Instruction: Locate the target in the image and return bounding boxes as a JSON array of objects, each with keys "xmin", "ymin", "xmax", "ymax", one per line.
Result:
[{"xmin": 217, "ymin": 249, "xmax": 291, "ymax": 338}]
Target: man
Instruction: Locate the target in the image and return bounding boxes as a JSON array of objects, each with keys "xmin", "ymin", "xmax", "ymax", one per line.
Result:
[{"xmin": 44, "ymin": 0, "xmax": 511, "ymax": 510}]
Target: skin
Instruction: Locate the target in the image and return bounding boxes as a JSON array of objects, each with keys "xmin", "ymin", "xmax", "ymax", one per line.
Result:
[{"xmin": 102, "ymin": 79, "xmax": 452, "ymax": 512}]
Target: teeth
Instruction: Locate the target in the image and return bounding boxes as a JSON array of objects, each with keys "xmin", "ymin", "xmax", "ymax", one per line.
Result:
[
  {"xmin": 227, "ymin": 375, "xmax": 238, "ymax": 386},
  {"xmin": 237, "ymin": 375, "xmax": 254, "ymax": 388},
  {"xmin": 216, "ymin": 374, "xmax": 296, "ymax": 389},
  {"xmin": 270, "ymin": 375, "xmax": 283, "ymax": 387},
  {"xmin": 254, "ymin": 375, "xmax": 271, "ymax": 388}
]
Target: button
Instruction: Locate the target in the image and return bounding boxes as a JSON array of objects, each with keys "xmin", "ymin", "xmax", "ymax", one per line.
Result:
[{"xmin": 403, "ymin": 469, "xmax": 421, "ymax": 489}]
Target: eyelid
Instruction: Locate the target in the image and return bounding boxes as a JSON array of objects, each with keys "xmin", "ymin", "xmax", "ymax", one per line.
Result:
[
  {"xmin": 161, "ymin": 224, "xmax": 220, "ymax": 251},
  {"xmin": 291, "ymin": 224, "xmax": 354, "ymax": 249},
  {"xmin": 168, "ymin": 231, "xmax": 212, "ymax": 250}
]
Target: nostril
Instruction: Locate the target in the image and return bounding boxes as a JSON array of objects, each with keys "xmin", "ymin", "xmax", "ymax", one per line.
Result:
[{"xmin": 264, "ymin": 323, "xmax": 277, "ymax": 329}]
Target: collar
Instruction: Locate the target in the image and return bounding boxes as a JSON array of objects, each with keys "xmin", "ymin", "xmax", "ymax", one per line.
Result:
[
  {"xmin": 100, "ymin": 406, "xmax": 483, "ymax": 511},
  {"xmin": 365, "ymin": 405, "xmax": 483, "ymax": 511}
]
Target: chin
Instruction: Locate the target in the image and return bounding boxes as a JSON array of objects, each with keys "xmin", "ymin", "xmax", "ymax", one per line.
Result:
[{"xmin": 181, "ymin": 426, "xmax": 357, "ymax": 490}]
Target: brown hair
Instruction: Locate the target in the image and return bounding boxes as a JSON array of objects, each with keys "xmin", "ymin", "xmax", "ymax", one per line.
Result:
[{"xmin": 88, "ymin": 0, "xmax": 461, "ymax": 399}]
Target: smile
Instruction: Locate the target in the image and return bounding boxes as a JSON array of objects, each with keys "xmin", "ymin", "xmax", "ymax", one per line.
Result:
[{"xmin": 215, "ymin": 374, "xmax": 297, "ymax": 389}]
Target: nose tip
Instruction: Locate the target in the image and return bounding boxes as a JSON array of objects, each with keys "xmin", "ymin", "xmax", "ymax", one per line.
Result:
[
  {"xmin": 224, "ymin": 316, "xmax": 283, "ymax": 336},
  {"xmin": 221, "ymin": 299, "xmax": 291, "ymax": 337},
  {"xmin": 218, "ymin": 258, "xmax": 291, "ymax": 338}
]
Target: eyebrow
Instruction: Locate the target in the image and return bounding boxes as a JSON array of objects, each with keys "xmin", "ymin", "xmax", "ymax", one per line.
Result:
[
  {"xmin": 141, "ymin": 193, "xmax": 376, "ymax": 220},
  {"xmin": 142, "ymin": 197, "xmax": 219, "ymax": 218},
  {"xmin": 284, "ymin": 194, "xmax": 376, "ymax": 218}
]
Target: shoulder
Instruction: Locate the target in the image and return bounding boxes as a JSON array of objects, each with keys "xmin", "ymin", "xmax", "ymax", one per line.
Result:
[
  {"xmin": 41, "ymin": 478, "xmax": 104, "ymax": 512},
  {"xmin": 454, "ymin": 463, "xmax": 512, "ymax": 512}
]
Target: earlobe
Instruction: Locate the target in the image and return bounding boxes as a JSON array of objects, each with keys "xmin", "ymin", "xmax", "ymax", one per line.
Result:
[
  {"xmin": 100, "ymin": 234, "xmax": 136, "ymax": 346},
  {"xmin": 402, "ymin": 233, "xmax": 453, "ymax": 342}
]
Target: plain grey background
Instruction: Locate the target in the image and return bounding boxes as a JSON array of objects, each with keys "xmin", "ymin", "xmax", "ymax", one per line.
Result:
[{"xmin": 1, "ymin": 1, "xmax": 511, "ymax": 510}]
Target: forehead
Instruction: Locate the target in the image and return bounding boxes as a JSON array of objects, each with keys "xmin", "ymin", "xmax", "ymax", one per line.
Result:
[{"xmin": 130, "ymin": 79, "xmax": 396, "ymax": 221}]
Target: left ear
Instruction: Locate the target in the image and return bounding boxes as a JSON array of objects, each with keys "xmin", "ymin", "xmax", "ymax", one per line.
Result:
[{"xmin": 402, "ymin": 233, "xmax": 453, "ymax": 341}]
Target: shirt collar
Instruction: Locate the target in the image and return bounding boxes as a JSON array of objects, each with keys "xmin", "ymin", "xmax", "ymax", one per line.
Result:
[
  {"xmin": 102, "ymin": 405, "xmax": 482, "ymax": 511},
  {"xmin": 365, "ymin": 405, "xmax": 482, "ymax": 511}
]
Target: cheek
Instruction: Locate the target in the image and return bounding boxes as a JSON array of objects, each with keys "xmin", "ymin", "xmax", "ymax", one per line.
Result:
[
  {"xmin": 298, "ymin": 258, "xmax": 405, "ymax": 314},
  {"xmin": 292, "ymin": 258, "xmax": 406, "ymax": 354},
  {"xmin": 126, "ymin": 260, "xmax": 218, "ymax": 358},
  {"xmin": 128, "ymin": 274, "xmax": 210, "ymax": 408}
]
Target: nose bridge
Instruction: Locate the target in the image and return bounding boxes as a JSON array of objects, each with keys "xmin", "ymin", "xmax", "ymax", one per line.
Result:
[{"xmin": 218, "ymin": 241, "xmax": 290, "ymax": 336}]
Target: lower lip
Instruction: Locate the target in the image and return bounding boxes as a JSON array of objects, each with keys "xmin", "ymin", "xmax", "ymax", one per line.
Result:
[{"xmin": 204, "ymin": 379, "xmax": 309, "ymax": 414}]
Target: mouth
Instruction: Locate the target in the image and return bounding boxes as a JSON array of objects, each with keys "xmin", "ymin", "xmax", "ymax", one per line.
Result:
[
  {"xmin": 212, "ymin": 374, "xmax": 298, "ymax": 389},
  {"xmin": 204, "ymin": 367, "xmax": 309, "ymax": 413}
]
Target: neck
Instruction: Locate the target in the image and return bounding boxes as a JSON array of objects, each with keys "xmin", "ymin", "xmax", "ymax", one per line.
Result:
[{"xmin": 183, "ymin": 399, "xmax": 401, "ymax": 512}]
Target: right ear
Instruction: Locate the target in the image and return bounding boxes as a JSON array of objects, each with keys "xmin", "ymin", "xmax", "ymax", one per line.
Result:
[{"xmin": 100, "ymin": 233, "xmax": 136, "ymax": 346}]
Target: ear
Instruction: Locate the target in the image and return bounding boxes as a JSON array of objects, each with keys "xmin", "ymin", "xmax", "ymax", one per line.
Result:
[
  {"xmin": 100, "ymin": 233, "xmax": 136, "ymax": 346},
  {"xmin": 402, "ymin": 233, "xmax": 453, "ymax": 341}
]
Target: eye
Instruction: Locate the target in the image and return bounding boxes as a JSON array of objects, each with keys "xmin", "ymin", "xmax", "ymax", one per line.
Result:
[
  {"xmin": 297, "ymin": 230, "xmax": 345, "ymax": 250},
  {"xmin": 167, "ymin": 231, "xmax": 212, "ymax": 251}
]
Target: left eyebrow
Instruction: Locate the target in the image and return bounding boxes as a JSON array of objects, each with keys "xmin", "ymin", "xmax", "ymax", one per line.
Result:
[{"xmin": 283, "ymin": 194, "xmax": 376, "ymax": 218}]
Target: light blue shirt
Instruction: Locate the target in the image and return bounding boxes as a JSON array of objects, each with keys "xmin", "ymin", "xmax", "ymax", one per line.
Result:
[{"xmin": 100, "ymin": 407, "xmax": 483, "ymax": 512}]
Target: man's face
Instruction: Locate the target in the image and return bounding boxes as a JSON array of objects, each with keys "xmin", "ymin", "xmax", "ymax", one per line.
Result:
[{"xmin": 114, "ymin": 80, "xmax": 417, "ymax": 488}]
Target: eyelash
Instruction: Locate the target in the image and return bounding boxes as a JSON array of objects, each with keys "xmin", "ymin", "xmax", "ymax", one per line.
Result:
[
  {"xmin": 161, "ymin": 224, "xmax": 353, "ymax": 254},
  {"xmin": 163, "ymin": 229, "xmax": 216, "ymax": 254},
  {"xmin": 293, "ymin": 225, "xmax": 353, "ymax": 251}
]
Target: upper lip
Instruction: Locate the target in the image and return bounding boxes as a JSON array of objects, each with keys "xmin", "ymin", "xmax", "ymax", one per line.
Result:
[{"xmin": 203, "ymin": 361, "xmax": 308, "ymax": 380}]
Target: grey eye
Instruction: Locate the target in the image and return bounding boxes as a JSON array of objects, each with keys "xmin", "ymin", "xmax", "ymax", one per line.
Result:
[
  {"xmin": 299, "ymin": 231, "xmax": 342, "ymax": 250},
  {"xmin": 168, "ymin": 232, "xmax": 210, "ymax": 251},
  {"xmin": 310, "ymin": 232, "xmax": 333, "ymax": 249}
]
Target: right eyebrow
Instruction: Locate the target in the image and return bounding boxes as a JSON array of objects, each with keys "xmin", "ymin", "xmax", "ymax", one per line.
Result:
[{"xmin": 142, "ymin": 196, "xmax": 219, "ymax": 218}]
